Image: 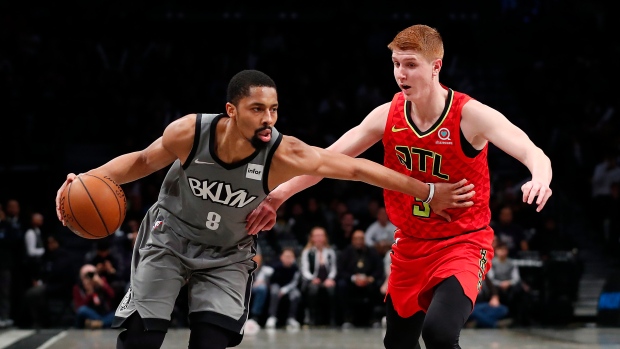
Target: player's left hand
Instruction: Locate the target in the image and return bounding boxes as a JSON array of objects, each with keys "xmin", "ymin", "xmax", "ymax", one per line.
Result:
[
  {"xmin": 521, "ymin": 180, "xmax": 552, "ymax": 212},
  {"xmin": 245, "ymin": 197, "xmax": 278, "ymax": 235}
]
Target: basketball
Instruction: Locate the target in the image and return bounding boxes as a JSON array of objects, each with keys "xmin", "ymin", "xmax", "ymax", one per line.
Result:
[{"xmin": 59, "ymin": 173, "xmax": 127, "ymax": 239}]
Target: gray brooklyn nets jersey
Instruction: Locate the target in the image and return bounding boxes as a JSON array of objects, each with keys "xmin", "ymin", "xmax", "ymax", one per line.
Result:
[
  {"xmin": 158, "ymin": 112, "xmax": 282, "ymax": 248},
  {"xmin": 112, "ymin": 113, "xmax": 282, "ymax": 336}
]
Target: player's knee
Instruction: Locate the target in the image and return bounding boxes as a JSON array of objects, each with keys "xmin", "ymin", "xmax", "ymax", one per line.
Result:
[{"xmin": 421, "ymin": 319, "xmax": 457, "ymax": 349}]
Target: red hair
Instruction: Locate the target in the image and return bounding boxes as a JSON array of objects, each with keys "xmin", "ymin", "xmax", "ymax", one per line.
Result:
[{"xmin": 387, "ymin": 24, "xmax": 444, "ymax": 61}]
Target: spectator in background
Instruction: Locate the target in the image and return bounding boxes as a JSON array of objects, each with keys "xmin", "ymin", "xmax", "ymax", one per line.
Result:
[
  {"xmin": 607, "ymin": 182, "xmax": 620, "ymax": 257},
  {"xmin": 492, "ymin": 205, "xmax": 528, "ymax": 258},
  {"xmin": 2, "ymin": 199, "xmax": 22, "ymax": 231},
  {"xmin": 364, "ymin": 207, "xmax": 396, "ymax": 257},
  {"xmin": 467, "ymin": 277, "xmax": 510, "ymax": 328},
  {"xmin": 357, "ymin": 198, "xmax": 381, "ymax": 231},
  {"xmin": 299, "ymin": 197, "xmax": 328, "ymax": 244},
  {"xmin": 331, "ymin": 211, "xmax": 358, "ymax": 251},
  {"xmin": 304, "ymin": 197, "xmax": 327, "ymax": 231},
  {"xmin": 24, "ymin": 212, "xmax": 45, "ymax": 257},
  {"xmin": 591, "ymin": 151, "xmax": 620, "ymax": 238},
  {"xmin": 264, "ymin": 248, "xmax": 301, "ymax": 331},
  {"xmin": 24, "ymin": 235, "xmax": 75, "ymax": 328},
  {"xmin": 487, "ymin": 241, "xmax": 527, "ymax": 325},
  {"xmin": 86, "ymin": 238, "xmax": 125, "ymax": 305},
  {"xmin": 300, "ymin": 226, "xmax": 337, "ymax": 326},
  {"xmin": 24, "ymin": 212, "xmax": 45, "ymax": 281},
  {"xmin": 325, "ymin": 200, "xmax": 348, "ymax": 239},
  {"xmin": 0, "ymin": 199, "xmax": 24, "ymax": 329},
  {"xmin": 338, "ymin": 229, "xmax": 384, "ymax": 329},
  {"xmin": 286, "ymin": 202, "xmax": 308, "ymax": 244},
  {"xmin": 73, "ymin": 264, "xmax": 116, "ymax": 329},
  {"xmin": 591, "ymin": 151, "xmax": 620, "ymax": 200}
]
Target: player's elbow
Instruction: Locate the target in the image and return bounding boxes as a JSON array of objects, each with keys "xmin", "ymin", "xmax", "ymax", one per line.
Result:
[{"xmin": 346, "ymin": 162, "xmax": 365, "ymax": 181}]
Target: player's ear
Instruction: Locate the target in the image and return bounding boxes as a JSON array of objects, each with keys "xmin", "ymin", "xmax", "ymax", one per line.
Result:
[
  {"xmin": 432, "ymin": 59, "xmax": 442, "ymax": 76},
  {"xmin": 225, "ymin": 102, "xmax": 236, "ymax": 119}
]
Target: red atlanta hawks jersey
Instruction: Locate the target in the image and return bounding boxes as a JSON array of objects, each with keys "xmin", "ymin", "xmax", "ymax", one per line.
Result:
[{"xmin": 382, "ymin": 88, "xmax": 491, "ymax": 239}]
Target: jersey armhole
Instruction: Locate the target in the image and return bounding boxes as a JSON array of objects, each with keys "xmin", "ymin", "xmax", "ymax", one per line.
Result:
[
  {"xmin": 457, "ymin": 96, "xmax": 482, "ymax": 159},
  {"xmin": 459, "ymin": 128, "xmax": 482, "ymax": 158},
  {"xmin": 182, "ymin": 113, "xmax": 202, "ymax": 170}
]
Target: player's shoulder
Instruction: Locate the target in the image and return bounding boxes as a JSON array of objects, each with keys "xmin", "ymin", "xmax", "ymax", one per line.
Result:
[
  {"xmin": 275, "ymin": 135, "xmax": 310, "ymax": 157},
  {"xmin": 163, "ymin": 113, "xmax": 196, "ymax": 132},
  {"xmin": 371, "ymin": 102, "xmax": 392, "ymax": 117},
  {"xmin": 163, "ymin": 114, "xmax": 197, "ymax": 141},
  {"xmin": 279, "ymin": 134, "xmax": 309, "ymax": 148},
  {"xmin": 461, "ymin": 99, "xmax": 497, "ymax": 118}
]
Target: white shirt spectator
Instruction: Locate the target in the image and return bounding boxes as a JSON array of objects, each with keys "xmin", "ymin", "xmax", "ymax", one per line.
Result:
[
  {"xmin": 364, "ymin": 207, "xmax": 396, "ymax": 247},
  {"xmin": 24, "ymin": 227, "xmax": 45, "ymax": 257},
  {"xmin": 24, "ymin": 213, "xmax": 45, "ymax": 257}
]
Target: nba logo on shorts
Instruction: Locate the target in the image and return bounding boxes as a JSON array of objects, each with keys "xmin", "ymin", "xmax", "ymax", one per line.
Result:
[
  {"xmin": 119, "ymin": 287, "xmax": 132, "ymax": 311},
  {"xmin": 246, "ymin": 164, "xmax": 263, "ymax": 180},
  {"xmin": 152, "ymin": 220, "xmax": 163, "ymax": 230}
]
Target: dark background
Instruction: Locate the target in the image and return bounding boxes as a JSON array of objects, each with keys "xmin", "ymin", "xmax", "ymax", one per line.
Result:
[
  {"xmin": 2, "ymin": 0, "xmax": 618, "ymax": 221},
  {"xmin": 1, "ymin": 0, "xmax": 619, "ymax": 327},
  {"xmin": 1, "ymin": 1, "xmax": 618, "ymax": 217}
]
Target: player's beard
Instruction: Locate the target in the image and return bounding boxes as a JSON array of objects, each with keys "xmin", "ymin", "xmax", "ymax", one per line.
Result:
[{"xmin": 250, "ymin": 126, "xmax": 271, "ymax": 150}]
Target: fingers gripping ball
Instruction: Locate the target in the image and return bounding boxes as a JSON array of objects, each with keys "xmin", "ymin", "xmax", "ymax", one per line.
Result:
[{"xmin": 59, "ymin": 174, "xmax": 127, "ymax": 239}]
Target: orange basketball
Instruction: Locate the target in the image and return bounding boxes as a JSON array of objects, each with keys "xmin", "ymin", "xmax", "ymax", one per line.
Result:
[{"xmin": 59, "ymin": 174, "xmax": 127, "ymax": 239}]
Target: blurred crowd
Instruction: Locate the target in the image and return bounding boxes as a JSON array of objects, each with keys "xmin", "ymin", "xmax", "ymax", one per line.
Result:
[{"xmin": 1, "ymin": 0, "xmax": 619, "ymax": 330}]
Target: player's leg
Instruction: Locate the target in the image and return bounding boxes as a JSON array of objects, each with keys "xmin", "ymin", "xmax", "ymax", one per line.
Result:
[
  {"xmin": 113, "ymin": 219, "xmax": 187, "ymax": 349},
  {"xmin": 421, "ymin": 276, "xmax": 472, "ymax": 349},
  {"xmin": 116, "ymin": 313, "xmax": 166, "ymax": 349},
  {"xmin": 187, "ymin": 259, "xmax": 255, "ymax": 347},
  {"xmin": 383, "ymin": 295, "xmax": 424, "ymax": 349}
]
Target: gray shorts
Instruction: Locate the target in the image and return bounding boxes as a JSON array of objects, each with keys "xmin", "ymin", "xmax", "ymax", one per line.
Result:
[{"xmin": 112, "ymin": 206, "xmax": 256, "ymax": 340}]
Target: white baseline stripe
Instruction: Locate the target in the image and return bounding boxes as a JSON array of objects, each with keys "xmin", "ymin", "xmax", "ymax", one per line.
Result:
[
  {"xmin": 36, "ymin": 331, "xmax": 67, "ymax": 349},
  {"xmin": 0, "ymin": 330, "xmax": 35, "ymax": 349}
]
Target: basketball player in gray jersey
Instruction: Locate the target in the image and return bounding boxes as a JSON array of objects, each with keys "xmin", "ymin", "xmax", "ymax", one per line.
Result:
[{"xmin": 55, "ymin": 70, "xmax": 475, "ymax": 349}]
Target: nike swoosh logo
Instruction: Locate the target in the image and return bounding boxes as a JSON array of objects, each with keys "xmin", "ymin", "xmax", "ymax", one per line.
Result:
[
  {"xmin": 391, "ymin": 126, "xmax": 409, "ymax": 133},
  {"xmin": 195, "ymin": 159, "xmax": 215, "ymax": 165}
]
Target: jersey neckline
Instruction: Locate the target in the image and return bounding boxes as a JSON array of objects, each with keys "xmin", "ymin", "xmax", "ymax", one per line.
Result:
[
  {"xmin": 208, "ymin": 114, "xmax": 261, "ymax": 170},
  {"xmin": 404, "ymin": 88, "xmax": 453, "ymax": 138}
]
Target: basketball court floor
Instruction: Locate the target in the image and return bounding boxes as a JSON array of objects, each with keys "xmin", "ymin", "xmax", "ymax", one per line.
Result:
[{"xmin": 1, "ymin": 327, "xmax": 619, "ymax": 349}]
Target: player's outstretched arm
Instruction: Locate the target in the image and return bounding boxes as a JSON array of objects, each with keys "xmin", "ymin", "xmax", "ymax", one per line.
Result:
[
  {"xmin": 55, "ymin": 114, "xmax": 196, "ymax": 224},
  {"xmin": 245, "ymin": 103, "xmax": 389, "ymax": 234},
  {"xmin": 271, "ymin": 103, "xmax": 389, "ymax": 204},
  {"xmin": 462, "ymin": 101, "xmax": 552, "ymax": 211},
  {"xmin": 267, "ymin": 136, "xmax": 475, "ymax": 221}
]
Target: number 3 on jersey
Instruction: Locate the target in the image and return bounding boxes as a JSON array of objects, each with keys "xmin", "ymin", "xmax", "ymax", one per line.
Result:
[
  {"xmin": 412, "ymin": 198, "xmax": 430, "ymax": 218},
  {"xmin": 206, "ymin": 211, "xmax": 221, "ymax": 230}
]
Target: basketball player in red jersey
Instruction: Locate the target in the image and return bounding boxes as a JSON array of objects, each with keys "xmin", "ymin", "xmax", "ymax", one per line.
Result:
[{"xmin": 246, "ymin": 24, "xmax": 552, "ymax": 348}]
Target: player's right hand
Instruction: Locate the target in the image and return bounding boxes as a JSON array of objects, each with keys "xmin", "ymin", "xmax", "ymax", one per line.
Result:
[
  {"xmin": 430, "ymin": 179, "xmax": 475, "ymax": 222},
  {"xmin": 56, "ymin": 173, "xmax": 77, "ymax": 225}
]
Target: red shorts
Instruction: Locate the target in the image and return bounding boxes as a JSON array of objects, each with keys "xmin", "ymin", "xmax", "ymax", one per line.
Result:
[{"xmin": 386, "ymin": 227, "xmax": 494, "ymax": 318}]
